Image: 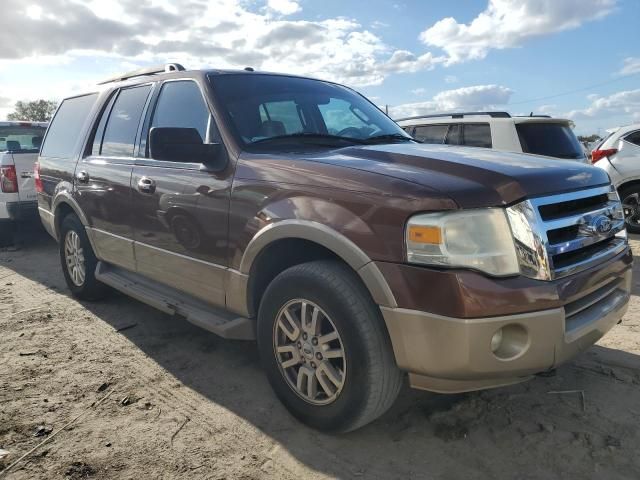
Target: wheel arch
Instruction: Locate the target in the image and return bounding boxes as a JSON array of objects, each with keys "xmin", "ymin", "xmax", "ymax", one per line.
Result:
[
  {"xmin": 52, "ymin": 193, "xmax": 90, "ymax": 240},
  {"xmin": 237, "ymin": 220, "xmax": 397, "ymax": 318}
]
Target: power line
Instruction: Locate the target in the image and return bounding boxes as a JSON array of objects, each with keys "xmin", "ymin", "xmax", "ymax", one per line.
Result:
[{"xmin": 508, "ymin": 72, "xmax": 639, "ymax": 106}]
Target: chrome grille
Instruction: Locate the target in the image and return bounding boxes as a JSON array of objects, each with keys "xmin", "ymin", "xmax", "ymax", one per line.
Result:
[{"xmin": 507, "ymin": 185, "xmax": 627, "ymax": 281}]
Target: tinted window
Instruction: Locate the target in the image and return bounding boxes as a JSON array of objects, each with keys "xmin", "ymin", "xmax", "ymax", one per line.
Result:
[
  {"xmin": 101, "ymin": 86, "xmax": 151, "ymax": 157},
  {"xmin": 463, "ymin": 123, "xmax": 492, "ymax": 148},
  {"xmin": 0, "ymin": 125, "xmax": 47, "ymax": 152},
  {"xmin": 208, "ymin": 74, "xmax": 409, "ymax": 147},
  {"xmin": 625, "ymin": 131, "xmax": 640, "ymax": 146},
  {"xmin": 41, "ymin": 94, "xmax": 97, "ymax": 158},
  {"xmin": 151, "ymin": 81, "xmax": 210, "ymax": 142},
  {"xmin": 413, "ymin": 124, "xmax": 448, "ymax": 143},
  {"xmin": 445, "ymin": 124, "xmax": 461, "ymax": 145},
  {"xmin": 516, "ymin": 123, "xmax": 584, "ymax": 159}
]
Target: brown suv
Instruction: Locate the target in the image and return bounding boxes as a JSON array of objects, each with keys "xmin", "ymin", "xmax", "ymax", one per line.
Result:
[{"xmin": 36, "ymin": 64, "xmax": 632, "ymax": 432}]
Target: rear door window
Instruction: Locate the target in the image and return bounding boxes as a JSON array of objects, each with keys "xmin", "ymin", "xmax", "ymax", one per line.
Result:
[
  {"xmin": 413, "ymin": 124, "xmax": 448, "ymax": 144},
  {"xmin": 40, "ymin": 94, "xmax": 98, "ymax": 158},
  {"xmin": 100, "ymin": 85, "xmax": 152, "ymax": 157},
  {"xmin": 462, "ymin": 123, "xmax": 492, "ymax": 148},
  {"xmin": 516, "ymin": 123, "xmax": 584, "ymax": 159},
  {"xmin": 258, "ymin": 100, "xmax": 305, "ymax": 136},
  {"xmin": 624, "ymin": 131, "xmax": 640, "ymax": 147}
]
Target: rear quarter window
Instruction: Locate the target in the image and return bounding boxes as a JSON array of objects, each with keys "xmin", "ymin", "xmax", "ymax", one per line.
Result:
[
  {"xmin": 41, "ymin": 94, "xmax": 98, "ymax": 158},
  {"xmin": 516, "ymin": 123, "xmax": 584, "ymax": 159},
  {"xmin": 624, "ymin": 131, "xmax": 640, "ymax": 146},
  {"xmin": 462, "ymin": 123, "xmax": 491, "ymax": 148}
]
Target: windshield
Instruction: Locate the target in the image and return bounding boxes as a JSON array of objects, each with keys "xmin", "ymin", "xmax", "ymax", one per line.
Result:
[
  {"xmin": 0, "ymin": 125, "xmax": 47, "ymax": 152},
  {"xmin": 516, "ymin": 123, "xmax": 585, "ymax": 160},
  {"xmin": 208, "ymin": 74, "xmax": 410, "ymax": 148}
]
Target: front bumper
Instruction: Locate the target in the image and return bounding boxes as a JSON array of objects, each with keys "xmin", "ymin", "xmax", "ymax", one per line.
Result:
[
  {"xmin": 0, "ymin": 200, "xmax": 38, "ymax": 221},
  {"xmin": 381, "ymin": 267, "xmax": 631, "ymax": 394}
]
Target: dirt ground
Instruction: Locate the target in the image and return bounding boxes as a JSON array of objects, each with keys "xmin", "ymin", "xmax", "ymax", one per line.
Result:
[{"xmin": 1, "ymin": 223, "xmax": 640, "ymax": 480}]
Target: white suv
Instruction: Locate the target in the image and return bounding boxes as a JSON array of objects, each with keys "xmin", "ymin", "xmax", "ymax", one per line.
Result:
[
  {"xmin": 396, "ymin": 112, "xmax": 588, "ymax": 163},
  {"xmin": 0, "ymin": 121, "xmax": 48, "ymax": 243},
  {"xmin": 592, "ymin": 124, "xmax": 640, "ymax": 232}
]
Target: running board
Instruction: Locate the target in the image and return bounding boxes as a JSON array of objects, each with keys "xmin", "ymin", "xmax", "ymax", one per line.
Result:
[{"xmin": 95, "ymin": 262, "xmax": 255, "ymax": 340}]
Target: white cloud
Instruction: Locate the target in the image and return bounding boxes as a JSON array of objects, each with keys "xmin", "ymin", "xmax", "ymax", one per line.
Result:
[
  {"xmin": 444, "ymin": 75, "xmax": 458, "ymax": 84},
  {"xmin": 619, "ymin": 57, "xmax": 640, "ymax": 76},
  {"xmin": 419, "ymin": 0, "xmax": 616, "ymax": 64},
  {"xmin": 0, "ymin": 0, "xmax": 440, "ymax": 90},
  {"xmin": 267, "ymin": 0, "xmax": 301, "ymax": 15},
  {"xmin": 411, "ymin": 88, "xmax": 427, "ymax": 96},
  {"xmin": 567, "ymin": 89, "xmax": 640, "ymax": 120},
  {"xmin": 390, "ymin": 84, "xmax": 513, "ymax": 119}
]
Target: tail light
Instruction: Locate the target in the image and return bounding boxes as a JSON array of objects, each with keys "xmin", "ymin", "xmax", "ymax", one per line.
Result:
[
  {"xmin": 591, "ymin": 148, "xmax": 617, "ymax": 164},
  {"xmin": 0, "ymin": 166, "xmax": 19, "ymax": 193},
  {"xmin": 34, "ymin": 161, "xmax": 43, "ymax": 193}
]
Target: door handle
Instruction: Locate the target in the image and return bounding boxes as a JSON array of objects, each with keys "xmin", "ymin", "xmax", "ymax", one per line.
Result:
[
  {"xmin": 137, "ymin": 177, "xmax": 156, "ymax": 194},
  {"xmin": 76, "ymin": 171, "xmax": 90, "ymax": 184}
]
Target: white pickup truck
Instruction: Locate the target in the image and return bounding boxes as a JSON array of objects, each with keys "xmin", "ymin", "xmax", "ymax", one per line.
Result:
[{"xmin": 1, "ymin": 121, "xmax": 48, "ymax": 243}]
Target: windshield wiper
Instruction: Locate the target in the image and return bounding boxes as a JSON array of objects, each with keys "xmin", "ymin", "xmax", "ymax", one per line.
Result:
[
  {"xmin": 250, "ymin": 133, "xmax": 365, "ymax": 145},
  {"xmin": 362, "ymin": 133, "xmax": 416, "ymax": 144}
]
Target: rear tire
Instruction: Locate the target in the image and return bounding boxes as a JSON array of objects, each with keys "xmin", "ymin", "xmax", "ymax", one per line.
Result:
[
  {"xmin": 620, "ymin": 185, "xmax": 640, "ymax": 234},
  {"xmin": 257, "ymin": 260, "xmax": 403, "ymax": 433},
  {"xmin": 59, "ymin": 214, "xmax": 108, "ymax": 301}
]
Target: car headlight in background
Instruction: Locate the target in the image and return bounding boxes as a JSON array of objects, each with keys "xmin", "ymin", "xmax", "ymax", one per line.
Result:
[{"xmin": 406, "ymin": 209, "xmax": 520, "ymax": 276}]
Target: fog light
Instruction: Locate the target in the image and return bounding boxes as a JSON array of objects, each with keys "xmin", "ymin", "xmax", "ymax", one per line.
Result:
[{"xmin": 490, "ymin": 328, "xmax": 504, "ymax": 353}]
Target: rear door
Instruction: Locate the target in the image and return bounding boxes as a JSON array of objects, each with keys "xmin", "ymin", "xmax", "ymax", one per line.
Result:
[
  {"xmin": 75, "ymin": 84, "xmax": 153, "ymax": 271},
  {"xmin": 609, "ymin": 130, "xmax": 640, "ymax": 178},
  {"xmin": 131, "ymin": 79, "xmax": 231, "ymax": 307}
]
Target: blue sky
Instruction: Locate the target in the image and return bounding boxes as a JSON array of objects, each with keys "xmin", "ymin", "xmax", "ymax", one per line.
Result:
[{"xmin": 0, "ymin": 0, "xmax": 638, "ymax": 135}]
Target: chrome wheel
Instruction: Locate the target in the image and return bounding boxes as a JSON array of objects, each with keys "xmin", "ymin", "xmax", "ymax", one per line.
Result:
[
  {"xmin": 64, "ymin": 230, "xmax": 85, "ymax": 287},
  {"xmin": 622, "ymin": 193, "xmax": 640, "ymax": 227},
  {"xmin": 273, "ymin": 299, "xmax": 346, "ymax": 405}
]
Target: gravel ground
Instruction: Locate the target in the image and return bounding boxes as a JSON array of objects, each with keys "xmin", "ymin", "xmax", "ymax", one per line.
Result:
[{"xmin": 1, "ymin": 222, "xmax": 639, "ymax": 480}]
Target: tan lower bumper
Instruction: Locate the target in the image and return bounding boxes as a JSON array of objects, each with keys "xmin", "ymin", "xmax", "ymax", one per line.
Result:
[{"xmin": 381, "ymin": 271, "xmax": 631, "ymax": 394}]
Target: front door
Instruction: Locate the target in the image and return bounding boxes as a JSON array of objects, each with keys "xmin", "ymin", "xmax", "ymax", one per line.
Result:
[
  {"xmin": 131, "ymin": 79, "xmax": 231, "ymax": 307},
  {"xmin": 75, "ymin": 84, "xmax": 153, "ymax": 271}
]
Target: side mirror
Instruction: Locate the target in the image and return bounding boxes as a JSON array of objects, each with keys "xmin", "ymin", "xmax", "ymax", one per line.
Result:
[{"xmin": 149, "ymin": 127, "xmax": 227, "ymax": 171}]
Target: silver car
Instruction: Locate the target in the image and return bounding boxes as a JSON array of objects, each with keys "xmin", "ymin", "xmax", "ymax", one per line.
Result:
[{"xmin": 593, "ymin": 124, "xmax": 640, "ymax": 233}]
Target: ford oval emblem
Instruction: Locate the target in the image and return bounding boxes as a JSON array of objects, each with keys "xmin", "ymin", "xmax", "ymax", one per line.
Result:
[{"xmin": 592, "ymin": 215, "xmax": 613, "ymax": 234}]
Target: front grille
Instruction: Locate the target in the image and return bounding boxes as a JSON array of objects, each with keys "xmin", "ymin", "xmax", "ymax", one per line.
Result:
[{"xmin": 507, "ymin": 185, "xmax": 627, "ymax": 280}]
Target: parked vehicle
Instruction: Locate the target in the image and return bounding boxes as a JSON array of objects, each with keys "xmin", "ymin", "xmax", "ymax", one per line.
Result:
[
  {"xmin": 397, "ymin": 112, "xmax": 588, "ymax": 163},
  {"xmin": 0, "ymin": 121, "xmax": 47, "ymax": 243},
  {"xmin": 37, "ymin": 64, "xmax": 631, "ymax": 432},
  {"xmin": 592, "ymin": 124, "xmax": 640, "ymax": 233}
]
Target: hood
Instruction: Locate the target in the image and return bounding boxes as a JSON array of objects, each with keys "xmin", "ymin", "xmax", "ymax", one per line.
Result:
[{"xmin": 307, "ymin": 143, "xmax": 610, "ymax": 208}]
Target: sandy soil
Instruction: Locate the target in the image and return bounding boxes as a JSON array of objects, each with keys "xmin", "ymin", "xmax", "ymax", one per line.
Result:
[{"xmin": 1, "ymin": 223, "xmax": 640, "ymax": 480}]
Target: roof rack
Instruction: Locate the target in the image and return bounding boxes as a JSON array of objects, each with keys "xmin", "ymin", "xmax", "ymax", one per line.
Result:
[
  {"xmin": 98, "ymin": 63, "xmax": 186, "ymax": 85},
  {"xmin": 395, "ymin": 111, "xmax": 511, "ymax": 122}
]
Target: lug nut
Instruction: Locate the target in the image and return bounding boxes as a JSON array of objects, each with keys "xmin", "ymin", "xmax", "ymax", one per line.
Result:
[
  {"xmin": 316, "ymin": 352, "xmax": 322, "ymax": 360},
  {"xmin": 302, "ymin": 333, "xmax": 308, "ymax": 340},
  {"xmin": 311, "ymin": 362, "xmax": 316, "ymax": 368},
  {"xmin": 297, "ymin": 342, "xmax": 302, "ymax": 349},
  {"xmin": 312, "ymin": 338, "xmax": 318, "ymax": 346}
]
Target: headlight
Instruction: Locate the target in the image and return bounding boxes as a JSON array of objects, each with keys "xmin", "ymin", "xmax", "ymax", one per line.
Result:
[{"xmin": 405, "ymin": 209, "xmax": 519, "ymax": 276}]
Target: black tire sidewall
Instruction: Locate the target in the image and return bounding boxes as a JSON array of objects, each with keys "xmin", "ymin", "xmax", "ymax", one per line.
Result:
[
  {"xmin": 257, "ymin": 263, "xmax": 382, "ymax": 432},
  {"xmin": 620, "ymin": 186, "xmax": 640, "ymax": 234}
]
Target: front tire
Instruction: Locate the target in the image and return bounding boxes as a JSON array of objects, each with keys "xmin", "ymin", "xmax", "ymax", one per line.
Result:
[
  {"xmin": 59, "ymin": 214, "xmax": 107, "ymax": 301},
  {"xmin": 257, "ymin": 260, "xmax": 402, "ymax": 433}
]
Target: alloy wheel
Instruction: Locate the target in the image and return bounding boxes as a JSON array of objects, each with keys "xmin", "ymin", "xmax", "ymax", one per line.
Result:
[
  {"xmin": 273, "ymin": 299, "xmax": 346, "ymax": 405},
  {"xmin": 64, "ymin": 230, "xmax": 86, "ymax": 287}
]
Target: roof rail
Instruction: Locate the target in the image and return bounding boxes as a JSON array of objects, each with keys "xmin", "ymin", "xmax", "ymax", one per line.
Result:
[
  {"xmin": 395, "ymin": 111, "xmax": 511, "ymax": 122},
  {"xmin": 98, "ymin": 63, "xmax": 186, "ymax": 85}
]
